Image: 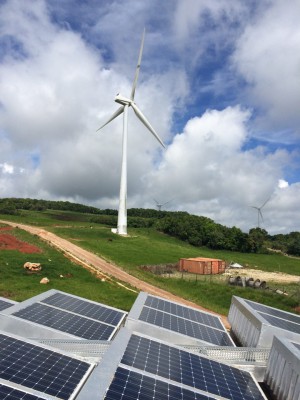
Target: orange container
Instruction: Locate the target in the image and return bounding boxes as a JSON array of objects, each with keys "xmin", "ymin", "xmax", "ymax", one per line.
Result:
[{"xmin": 179, "ymin": 257, "xmax": 225, "ymax": 275}]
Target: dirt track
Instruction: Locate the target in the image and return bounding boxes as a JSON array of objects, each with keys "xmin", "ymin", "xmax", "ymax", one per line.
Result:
[{"xmin": 0, "ymin": 220, "xmax": 230, "ymax": 328}]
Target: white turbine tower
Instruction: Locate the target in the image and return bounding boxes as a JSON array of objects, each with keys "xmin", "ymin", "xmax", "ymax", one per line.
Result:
[
  {"xmin": 97, "ymin": 30, "xmax": 165, "ymax": 235},
  {"xmin": 250, "ymin": 197, "xmax": 271, "ymax": 228}
]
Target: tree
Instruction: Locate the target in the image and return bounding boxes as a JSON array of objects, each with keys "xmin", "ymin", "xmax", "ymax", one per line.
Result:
[{"xmin": 247, "ymin": 228, "xmax": 268, "ymax": 253}]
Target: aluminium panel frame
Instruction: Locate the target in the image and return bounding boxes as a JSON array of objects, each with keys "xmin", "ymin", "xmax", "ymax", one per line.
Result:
[
  {"xmin": 264, "ymin": 336, "xmax": 300, "ymax": 400},
  {"xmin": 228, "ymin": 296, "xmax": 300, "ymax": 347}
]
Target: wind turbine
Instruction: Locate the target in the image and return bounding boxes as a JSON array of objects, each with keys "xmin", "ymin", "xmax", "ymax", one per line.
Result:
[
  {"xmin": 153, "ymin": 198, "xmax": 172, "ymax": 211},
  {"xmin": 97, "ymin": 30, "xmax": 165, "ymax": 235},
  {"xmin": 250, "ymin": 197, "xmax": 271, "ymax": 228}
]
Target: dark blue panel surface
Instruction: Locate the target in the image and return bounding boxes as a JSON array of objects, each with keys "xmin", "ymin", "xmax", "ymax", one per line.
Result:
[
  {"xmin": 105, "ymin": 367, "xmax": 215, "ymax": 400},
  {"xmin": 120, "ymin": 335, "xmax": 265, "ymax": 400},
  {"xmin": 145, "ymin": 296, "xmax": 223, "ymax": 330},
  {"xmin": 0, "ymin": 299, "xmax": 14, "ymax": 312},
  {"xmin": 257, "ymin": 312, "xmax": 300, "ymax": 334},
  {"xmin": 13, "ymin": 303, "xmax": 114, "ymax": 340},
  {"xmin": 41, "ymin": 292, "xmax": 124, "ymax": 325},
  {"xmin": 0, "ymin": 383, "xmax": 46, "ymax": 399},
  {"xmin": 245, "ymin": 299, "xmax": 300, "ymax": 325},
  {"xmin": 139, "ymin": 307, "xmax": 232, "ymax": 346},
  {"xmin": 0, "ymin": 334, "xmax": 91, "ymax": 399}
]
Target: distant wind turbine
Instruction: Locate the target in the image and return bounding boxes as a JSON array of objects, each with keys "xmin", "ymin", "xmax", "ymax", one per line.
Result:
[
  {"xmin": 250, "ymin": 197, "xmax": 271, "ymax": 228},
  {"xmin": 97, "ymin": 29, "xmax": 165, "ymax": 235},
  {"xmin": 153, "ymin": 198, "xmax": 172, "ymax": 211}
]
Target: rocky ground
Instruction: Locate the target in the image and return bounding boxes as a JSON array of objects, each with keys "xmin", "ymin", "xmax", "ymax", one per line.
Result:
[{"xmin": 224, "ymin": 268, "xmax": 300, "ymax": 283}]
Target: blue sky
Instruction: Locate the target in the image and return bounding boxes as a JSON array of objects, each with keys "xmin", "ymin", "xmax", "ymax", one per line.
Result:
[{"xmin": 0, "ymin": 0, "xmax": 299, "ymax": 234}]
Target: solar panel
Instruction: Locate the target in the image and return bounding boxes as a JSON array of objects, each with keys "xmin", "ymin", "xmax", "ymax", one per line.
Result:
[
  {"xmin": 139, "ymin": 307, "xmax": 232, "ymax": 346},
  {"xmin": 145, "ymin": 295, "xmax": 223, "ymax": 330},
  {"xmin": 120, "ymin": 334, "xmax": 265, "ymax": 400},
  {"xmin": 0, "ymin": 333, "xmax": 92, "ymax": 399},
  {"xmin": 13, "ymin": 303, "xmax": 115, "ymax": 340},
  {"xmin": 257, "ymin": 311, "xmax": 300, "ymax": 334},
  {"xmin": 105, "ymin": 366, "xmax": 216, "ymax": 400},
  {"xmin": 0, "ymin": 384, "xmax": 47, "ymax": 399},
  {"xmin": 41, "ymin": 292, "xmax": 124, "ymax": 325},
  {"xmin": 245, "ymin": 299, "xmax": 300, "ymax": 325},
  {"xmin": 0, "ymin": 299, "xmax": 14, "ymax": 312}
]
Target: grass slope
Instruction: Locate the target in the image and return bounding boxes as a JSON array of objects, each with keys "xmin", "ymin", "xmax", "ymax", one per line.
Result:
[
  {"xmin": 1, "ymin": 210, "xmax": 299, "ymax": 315},
  {"xmin": 0, "ymin": 224, "xmax": 136, "ymax": 310}
]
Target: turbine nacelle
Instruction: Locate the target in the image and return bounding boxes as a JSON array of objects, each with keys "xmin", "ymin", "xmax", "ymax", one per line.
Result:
[{"xmin": 115, "ymin": 93, "xmax": 132, "ymax": 106}]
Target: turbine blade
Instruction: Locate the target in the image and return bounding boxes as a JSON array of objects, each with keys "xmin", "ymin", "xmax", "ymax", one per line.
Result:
[
  {"xmin": 130, "ymin": 29, "xmax": 145, "ymax": 101},
  {"xmin": 96, "ymin": 106, "xmax": 124, "ymax": 131},
  {"xmin": 131, "ymin": 102, "xmax": 165, "ymax": 148},
  {"xmin": 261, "ymin": 196, "xmax": 271, "ymax": 209}
]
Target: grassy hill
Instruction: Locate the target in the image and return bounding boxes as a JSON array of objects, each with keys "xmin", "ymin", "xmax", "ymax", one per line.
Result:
[{"xmin": 0, "ymin": 208, "xmax": 299, "ymax": 315}]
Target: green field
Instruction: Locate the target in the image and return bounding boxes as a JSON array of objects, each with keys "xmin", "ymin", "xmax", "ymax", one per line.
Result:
[
  {"xmin": 0, "ymin": 210, "xmax": 299, "ymax": 315},
  {"xmin": 0, "ymin": 221, "xmax": 136, "ymax": 311}
]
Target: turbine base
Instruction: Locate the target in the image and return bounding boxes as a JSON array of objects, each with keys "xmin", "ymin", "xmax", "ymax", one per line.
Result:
[{"xmin": 111, "ymin": 227, "xmax": 128, "ymax": 236}]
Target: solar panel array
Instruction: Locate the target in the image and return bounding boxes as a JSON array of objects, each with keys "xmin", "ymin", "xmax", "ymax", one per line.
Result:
[
  {"xmin": 0, "ymin": 383, "xmax": 47, "ymax": 400},
  {"xmin": 104, "ymin": 333, "xmax": 265, "ymax": 400},
  {"xmin": 13, "ymin": 303, "xmax": 115, "ymax": 340},
  {"xmin": 0, "ymin": 299, "xmax": 15, "ymax": 312},
  {"xmin": 0, "ymin": 291, "xmax": 271, "ymax": 398},
  {"xmin": 0, "ymin": 332, "xmax": 92, "ymax": 399},
  {"xmin": 105, "ymin": 367, "xmax": 215, "ymax": 400},
  {"xmin": 138, "ymin": 295, "xmax": 232, "ymax": 346},
  {"xmin": 244, "ymin": 299, "xmax": 300, "ymax": 335},
  {"xmin": 257, "ymin": 312, "xmax": 300, "ymax": 334},
  {"xmin": 42, "ymin": 292, "xmax": 124, "ymax": 325},
  {"xmin": 12, "ymin": 291, "xmax": 126, "ymax": 340},
  {"xmin": 145, "ymin": 296, "xmax": 224, "ymax": 330},
  {"xmin": 245, "ymin": 299, "xmax": 300, "ymax": 324}
]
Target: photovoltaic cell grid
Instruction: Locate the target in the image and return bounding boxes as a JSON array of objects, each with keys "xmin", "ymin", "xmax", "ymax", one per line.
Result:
[
  {"xmin": 257, "ymin": 312, "xmax": 300, "ymax": 335},
  {"xmin": 244, "ymin": 299, "xmax": 300, "ymax": 325},
  {"xmin": 0, "ymin": 299, "xmax": 14, "ymax": 312},
  {"xmin": 119, "ymin": 334, "xmax": 265, "ymax": 400},
  {"xmin": 139, "ymin": 307, "xmax": 232, "ymax": 346},
  {"xmin": 0, "ymin": 384, "xmax": 47, "ymax": 400},
  {"xmin": 41, "ymin": 292, "xmax": 125, "ymax": 325},
  {"xmin": 13, "ymin": 303, "xmax": 115, "ymax": 340},
  {"xmin": 0, "ymin": 333, "xmax": 91, "ymax": 400},
  {"xmin": 105, "ymin": 367, "xmax": 216, "ymax": 400},
  {"xmin": 145, "ymin": 295, "xmax": 224, "ymax": 330}
]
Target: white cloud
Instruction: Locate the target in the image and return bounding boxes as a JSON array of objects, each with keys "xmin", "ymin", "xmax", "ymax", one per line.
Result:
[
  {"xmin": 278, "ymin": 179, "xmax": 289, "ymax": 189},
  {"xmin": 143, "ymin": 106, "xmax": 295, "ymax": 233},
  {"xmin": 0, "ymin": 163, "xmax": 14, "ymax": 174},
  {"xmin": 232, "ymin": 0, "xmax": 300, "ymax": 141},
  {"xmin": 146, "ymin": 106, "xmax": 252, "ymax": 201},
  {"xmin": 0, "ymin": 0, "xmax": 299, "ymax": 235},
  {"xmin": 0, "ymin": 0, "xmax": 178, "ymax": 203}
]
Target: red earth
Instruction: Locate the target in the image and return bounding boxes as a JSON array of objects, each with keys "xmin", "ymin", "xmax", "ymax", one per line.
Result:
[{"xmin": 0, "ymin": 227, "xmax": 42, "ymax": 254}]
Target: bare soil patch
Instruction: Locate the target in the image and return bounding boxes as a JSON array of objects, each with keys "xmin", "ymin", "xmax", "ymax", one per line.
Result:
[
  {"xmin": 224, "ymin": 268, "xmax": 300, "ymax": 284},
  {"xmin": 0, "ymin": 227, "xmax": 42, "ymax": 254}
]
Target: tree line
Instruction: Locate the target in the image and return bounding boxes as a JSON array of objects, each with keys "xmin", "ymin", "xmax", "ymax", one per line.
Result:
[{"xmin": 0, "ymin": 197, "xmax": 299, "ymax": 256}]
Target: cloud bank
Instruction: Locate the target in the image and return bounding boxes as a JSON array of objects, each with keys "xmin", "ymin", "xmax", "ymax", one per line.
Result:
[{"xmin": 0, "ymin": 0, "xmax": 299, "ymax": 234}]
